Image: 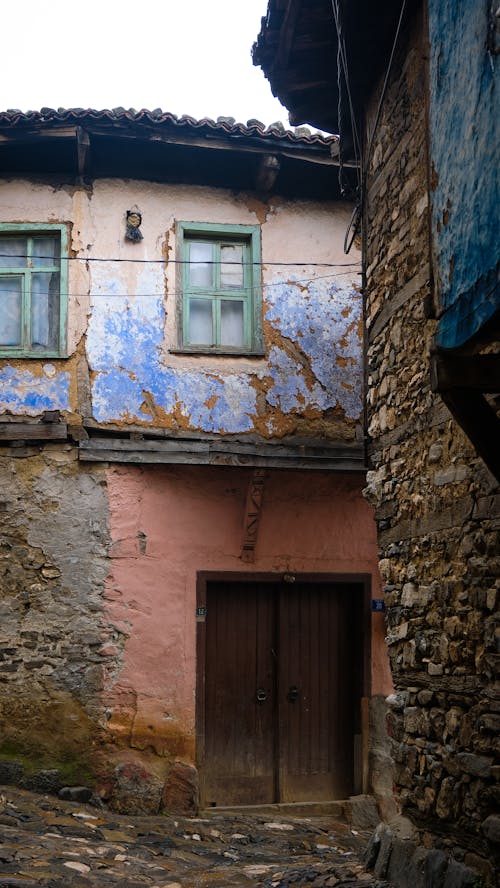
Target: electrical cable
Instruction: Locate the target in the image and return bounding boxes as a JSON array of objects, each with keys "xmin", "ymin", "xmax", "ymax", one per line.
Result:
[
  {"xmin": 331, "ymin": 0, "xmax": 362, "ymax": 173},
  {"xmin": 364, "ymin": 0, "xmax": 408, "ymax": 175},
  {"xmin": 0, "ymin": 254, "xmax": 361, "ymax": 268},
  {"xmin": 0, "ymin": 268, "xmax": 362, "ymax": 303}
]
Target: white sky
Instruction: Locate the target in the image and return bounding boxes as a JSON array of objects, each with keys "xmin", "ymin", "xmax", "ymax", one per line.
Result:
[{"xmin": 2, "ymin": 0, "xmax": 291, "ymax": 127}]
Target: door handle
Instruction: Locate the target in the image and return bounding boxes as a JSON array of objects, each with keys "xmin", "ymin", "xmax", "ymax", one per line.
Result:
[
  {"xmin": 256, "ymin": 688, "xmax": 268, "ymax": 703},
  {"xmin": 288, "ymin": 685, "xmax": 299, "ymax": 703}
]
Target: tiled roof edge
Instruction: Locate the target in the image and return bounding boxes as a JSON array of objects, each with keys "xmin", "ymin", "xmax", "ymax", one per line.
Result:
[{"xmin": 0, "ymin": 107, "xmax": 337, "ymax": 145}]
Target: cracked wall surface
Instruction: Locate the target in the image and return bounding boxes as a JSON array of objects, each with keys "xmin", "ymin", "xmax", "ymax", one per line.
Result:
[
  {"xmin": 0, "ymin": 451, "xmax": 111, "ymax": 780},
  {"xmin": 0, "ymin": 180, "xmax": 362, "ymax": 440},
  {"xmin": 0, "ymin": 175, "xmax": 385, "ymax": 814}
]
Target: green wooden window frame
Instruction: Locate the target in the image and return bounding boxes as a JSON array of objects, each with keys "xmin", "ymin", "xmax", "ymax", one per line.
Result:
[
  {"xmin": 0, "ymin": 223, "xmax": 68, "ymax": 358},
  {"xmin": 176, "ymin": 222, "xmax": 263, "ymax": 355}
]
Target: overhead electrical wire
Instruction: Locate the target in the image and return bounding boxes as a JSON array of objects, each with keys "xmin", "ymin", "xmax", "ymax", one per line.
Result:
[
  {"xmin": 0, "ymin": 268, "xmax": 362, "ymax": 303},
  {"xmin": 331, "ymin": 0, "xmax": 408, "ymax": 253},
  {"xmin": 364, "ymin": 0, "xmax": 408, "ymax": 172},
  {"xmin": 0, "ymin": 254, "xmax": 361, "ymax": 268}
]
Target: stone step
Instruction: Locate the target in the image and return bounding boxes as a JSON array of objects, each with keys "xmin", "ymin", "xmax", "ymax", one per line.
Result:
[{"xmin": 202, "ymin": 799, "xmax": 347, "ymax": 818}]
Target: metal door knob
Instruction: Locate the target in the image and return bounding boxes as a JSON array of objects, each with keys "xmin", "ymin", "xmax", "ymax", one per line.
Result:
[
  {"xmin": 288, "ymin": 685, "xmax": 299, "ymax": 702},
  {"xmin": 256, "ymin": 688, "xmax": 268, "ymax": 703}
]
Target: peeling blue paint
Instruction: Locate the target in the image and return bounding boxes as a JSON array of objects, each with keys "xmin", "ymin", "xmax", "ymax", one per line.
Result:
[
  {"xmin": 87, "ymin": 294, "xmax": 256, "ymax": 433},
  {"xmin": 0, "ymin": 365, "xmax": 70, "ymax": 415},
  {"xmin": 429, "ymin": 0, "xmax": 500, "ymax": 348},
  {"xmin": 265, "ymin": 278, "xmax": 362, "ymax": 419},
  {"xmin": 86, "ymin": 272, "xmax": 362, "ymax": 433}
]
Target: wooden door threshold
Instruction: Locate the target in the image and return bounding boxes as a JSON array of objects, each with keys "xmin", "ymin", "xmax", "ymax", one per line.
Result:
[{"xmin": 201, "ymin": 800, "xmax": 347, "ymax": 817}]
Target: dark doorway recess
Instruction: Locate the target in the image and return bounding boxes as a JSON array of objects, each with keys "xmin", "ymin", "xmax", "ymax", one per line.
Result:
[{"xmin": 196, "ymin": 574, "xmax": 370, "ymax": 807}]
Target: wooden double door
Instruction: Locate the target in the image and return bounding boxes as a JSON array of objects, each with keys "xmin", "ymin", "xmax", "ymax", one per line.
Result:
[{"xmin": 198, "ymin": 579, "xmax": 365, "ymax": 807}]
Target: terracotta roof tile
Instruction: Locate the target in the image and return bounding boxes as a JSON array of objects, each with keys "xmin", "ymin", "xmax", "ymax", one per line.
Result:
[{"xmin": 0, "ymin": 107, "xmax": 337, "ymax": 146}]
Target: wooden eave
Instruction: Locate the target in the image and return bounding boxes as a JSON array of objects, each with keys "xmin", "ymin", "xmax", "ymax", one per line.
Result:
[
  {"xmin": 253, "ymin": 0, "xmax": 419, "ymax": 154},
  {"xmin": 0, "ymin": 118, "xmax": 348, "ymax": 201}
]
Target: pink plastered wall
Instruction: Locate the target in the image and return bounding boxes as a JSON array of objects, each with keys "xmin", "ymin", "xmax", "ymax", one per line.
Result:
[{"xmin": 102, "ymin": 465, "xmax": 392, "ymax": 761}]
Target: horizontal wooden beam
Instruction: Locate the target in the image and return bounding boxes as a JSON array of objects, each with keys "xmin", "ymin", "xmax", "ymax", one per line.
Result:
[
  {"xmin": 0, "ymin": 422, "xmax": 68, "ymax": 441},
  {"xmin": 431, "ymin": 353, "xmax": 500, "ymax": 394},
  {"xmin": 79, "ymin": 435, "xmax": 366, "ymax": 471}
]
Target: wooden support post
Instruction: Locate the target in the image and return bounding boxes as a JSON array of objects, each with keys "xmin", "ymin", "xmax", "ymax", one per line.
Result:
[
  {"xmin": 431, "ymin": 353, "xmax": 500, "ymax": 482},
  {"xmin": 76, "ymin": 126, "xmax": 90, "ymax": 179},
  {"xmin": 241, "ymin": 469, "xmax": 267, "ymax": 562}
]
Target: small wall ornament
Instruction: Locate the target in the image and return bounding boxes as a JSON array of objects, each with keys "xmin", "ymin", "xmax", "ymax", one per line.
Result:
[{"xmin": 125, "ymin": 209, "xmax": 143, "ymax": 241}]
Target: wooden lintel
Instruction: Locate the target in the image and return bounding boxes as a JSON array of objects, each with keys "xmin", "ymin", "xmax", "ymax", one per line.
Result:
[
  {"xmin": 255, "ymin": 154, "xmax": 280, "ymax": 193},
  {"xmin": 76, "ymin": 126, "xmax": 90, "ymax": 178},
  {"xmin": 431, "ymin": 353, "xmax": 500, "ymax": 394},
  {"xmin": 241, "ymin": 469, "xmax": 267, "ymax": 563}
]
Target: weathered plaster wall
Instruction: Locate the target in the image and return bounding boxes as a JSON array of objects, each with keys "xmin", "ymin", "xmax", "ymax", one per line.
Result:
[
  {"xmin": 1, "ymin": 179, "xmax": 361, "ymax": 440},
  {"xmin": 428, "ymin": 0, "xmax": 500, "ymax": 348},
  {"xmin": 363, "ymin": 8, "xmax": 500, "ymax": 882},
  {"xmin": 0, "ymin": 448, "xmax": 111, "ymax": 786},
  {"xmin": 0, "ymin": 175, "xmax": 385, "ymax": 816},
  {"xmin": 100, "ymin": 464, "xmax": 391, "ymax": 807}
]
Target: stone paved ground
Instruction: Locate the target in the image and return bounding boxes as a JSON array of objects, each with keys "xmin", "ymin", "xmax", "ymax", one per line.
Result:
[{"xmin": 0, "ymin": 787, "xmax": 389, "ymax": 888}]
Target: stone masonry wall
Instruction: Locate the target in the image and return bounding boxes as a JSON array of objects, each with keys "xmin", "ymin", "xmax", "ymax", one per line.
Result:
[
  {"xmin": 362, "ymin": 7, "xmax": 500, "ymax": 883},
  {"xmin": 0, "ymin": 446, "xmax": 114, "ymax": 790}
]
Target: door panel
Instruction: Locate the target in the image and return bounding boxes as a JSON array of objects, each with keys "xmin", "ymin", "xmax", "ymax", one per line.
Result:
[
  {"xmin": 202, "ymin": 582, "xmax": 277, "ymax": 806},
  {"xmin": 279, "ymin": 583, "xmax": 358, "ymax": 801},
  {"xmin": 200, "ymin": 580, "xmax": 363, "ymax": 807}
]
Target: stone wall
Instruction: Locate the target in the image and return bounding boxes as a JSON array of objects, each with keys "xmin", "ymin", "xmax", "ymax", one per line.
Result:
[
  {"xmin": 0, "ymin": 447, "xmax": 112, "ymax": 788},
  {"xmin": 362, "ymin": 7, "xmax": 499, "ymax": 883}
]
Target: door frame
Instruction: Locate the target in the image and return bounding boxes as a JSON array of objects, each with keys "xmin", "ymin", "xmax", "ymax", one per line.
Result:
[{"xmin": 195, "ymin": 571, "xmax": 372, "ymax": 805}]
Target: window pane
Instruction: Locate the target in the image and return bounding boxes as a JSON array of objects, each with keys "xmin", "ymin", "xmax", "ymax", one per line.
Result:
[
  {"xmin": 221, "ymin": 300, "xmax": 244, "ymax": 347},
  {"xmin": 31, "ymin": 272, "xmax": 59, "ymax": 349},
  {"xmin": 220, "ymin": 244, "xmax": 244, "ymax": 288},
  {"xmin": 32, "ymin": 236, "xmax": 60, "ymax": 267},
  {"xmin": 189, "ymin": 242, "xmax": 212, "ymax": 288},
  {"xmin": 0, "ymin": 275, "xmax": 22, "ymax": 345},
  {"xmin": 188, "ymin": 297, "xmax": 213, "ymax": 345},
  {"xmin": 0, "ymin": 238, "xmax": 26, "ymax": 268}
]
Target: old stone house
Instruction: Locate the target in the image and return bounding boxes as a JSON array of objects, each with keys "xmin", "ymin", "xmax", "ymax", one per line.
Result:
[
  {"xmin": 0, "ymin": 108, "xmax": 392, "ymax": 814},
  {"xmin": 255, "ymin": 0, "xmax": 499, "ymax": 884}
]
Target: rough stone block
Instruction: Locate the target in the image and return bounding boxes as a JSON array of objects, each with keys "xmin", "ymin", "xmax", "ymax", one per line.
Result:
[
  {"xmin": 481, "ymin": 813, "xmax": 500, "ymax": 844},
  {"xmin": 386, "ymin": 837, "xmax": 418, "ymax": 887},
  {"xmin": 161, "ymin": 761, "xmax": 199, "ymax": 816},
  {"xmin": 345, "ymin": 794, "xmax": 379, "ymax": 830},
  {"xmin": 0, "ymin": 760, "xmax": 24, "ymax": 785},
  {"xmin": 373, "ymin": 823, "xmax": 394, "ymax": 879},
  {"xmin": 23, "ymin": 769, "xmax": 63, "ymax": 794},
  {"xmin": 422, "ymin": 849, "xmax": 448, "ymax": 888},
  {"xmin": 110, "ymin": 760, "xmax": 163, "ymax": 815},
  {"xmin": 59, "ymin": 786, "xmax": 93, "ymax": 802},
  {"xmin": 443, "ymin": 860, "xmax": 476, "ymax": 887},
  {"xmin": 456, "ymin": 752, "xmax": 493, "ymax": 778}
]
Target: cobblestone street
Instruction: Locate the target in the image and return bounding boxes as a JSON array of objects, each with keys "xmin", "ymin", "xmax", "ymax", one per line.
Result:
[{"xmin": 0, "ymin": 787, "xmax": 388, "ymax": 888}]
